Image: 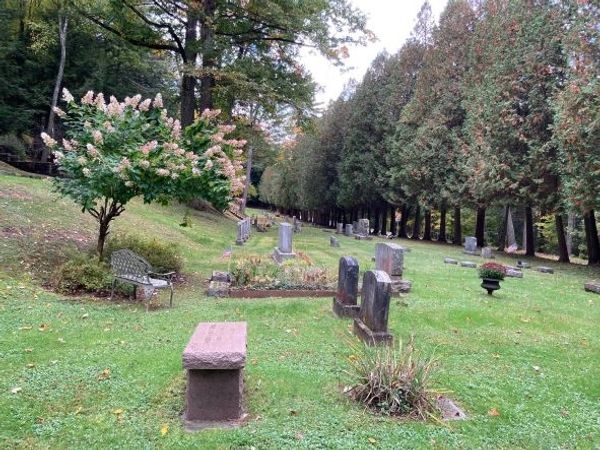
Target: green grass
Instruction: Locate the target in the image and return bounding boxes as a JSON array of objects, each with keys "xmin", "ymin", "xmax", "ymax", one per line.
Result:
[{"xmin": 1, "ymin": 175, "xmax": 600, "ymax": 449}]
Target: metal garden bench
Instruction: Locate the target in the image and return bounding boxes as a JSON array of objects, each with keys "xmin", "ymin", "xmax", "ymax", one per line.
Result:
[{"xmin": 110, "ymin": 249, "xmax": 174, "ymax": 309}]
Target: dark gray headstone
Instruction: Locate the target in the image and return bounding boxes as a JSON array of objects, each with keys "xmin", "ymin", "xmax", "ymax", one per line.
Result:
[
  {"xmin": 344, "ymin": 224, "xmax": 353, "ymax": 236},
  {"xmin": 333, "ymin": 256, "xmax": 360, "ymax": 318},
  {"xmin": 353, "ymin": 270, "xmax": 393, "ymax": 345},
  {"xmin": 444, "ymin": 257, "xmax": 458, "ymax": 265},
  {"xmin": 584, "ymin": 281, "xmax": 600, "ymax": 294},
  {"xmin": 464, "ymin": 236, "xmax": 477, "ymax": 254},
  {"xmin": 330, "ymin": 236, "xmax": 340, "ymax": 247},
  {"xmin": 336, "ymin": 223, "xmax": 344, "ymax": 234},
  {"xmin": 537, "ymin": 266, "xmax": 554, "ymax": 274},
  {"xmin": 460, "ymin": 261, "xmax": 477, "ymax": 268},
  {"xmin": 272, "ymin": 223, "xmax": 296, "ymax": 263}
]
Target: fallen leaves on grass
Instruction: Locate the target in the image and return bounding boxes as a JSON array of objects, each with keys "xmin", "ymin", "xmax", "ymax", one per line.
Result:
[
  {"xmin": 11, "ymin": 387, "xmax": 22, "ymax": 394},
  {"xmin": 98, "ymin": 368, "xmax": 111, "ymax": 381},
  {"xmin": 113, "ymin": 408, "xmax": 124, "ymax": 415},
  {"xmin": 488, "ymin": 408, "xmax": 500, "ymax": 417},
  {"xmin": 38, "ymin": 324, "xmax": 49, "ymax": 332},
  {"xmin": 368, "ymin": 437, "xmax": 378, "ymax": 445},
  {"xmin": 160, "ymin": 424, "xmax": 169, "ymax": 436}
]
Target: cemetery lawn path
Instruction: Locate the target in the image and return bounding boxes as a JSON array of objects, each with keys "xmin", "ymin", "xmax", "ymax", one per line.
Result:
[{"xmin": 1, "ymin": 175, "xmax": 599, "ymax": 449}]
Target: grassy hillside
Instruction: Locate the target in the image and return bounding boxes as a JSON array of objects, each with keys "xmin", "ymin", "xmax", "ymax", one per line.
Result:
[{"xmin": 1, "ymin": 174, "xmax": 599, "ymax": 449}]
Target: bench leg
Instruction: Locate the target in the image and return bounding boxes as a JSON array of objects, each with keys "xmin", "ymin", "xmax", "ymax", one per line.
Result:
[
  {"xmin": 170, "ymin": 286, "xmax": 174, "ymax": 308},
  {"xmin": 110, "ymin": 279, "xmax": 116, "ymax": 301}
]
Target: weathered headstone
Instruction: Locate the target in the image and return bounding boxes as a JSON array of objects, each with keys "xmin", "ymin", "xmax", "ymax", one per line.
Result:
[
  {"xmin": 235, "ymin": 221, "xmax": 244, "ymax": 246},
  {"xmin": 375, "ymin": 243, "xmax": 410, "ymax": 293},
  {"xmin": 344, "ymin": 224, "xmax": 353, "ymax": 236},
  {"xmin": 505, "ymin": 268, "xmax": 523, "ymax": 278},
  {"xmin": 207, "ymin": 271, "xmax": 231, "ymax": 297},
  {"xmin": 464, "ymin": 236, "xmax": 477, "ymax": 255},
  {"xmin": 584, "ymin": 281, "xmax": 600, "ymax": 294},
  {"xmin": 444, "ymin": 257, "xmax": 458, "ymax": 265},
  {"xmin": 182, "ymin": 322, "xmax": 247, "ymax": 430},
  {"xmin": 336, "ymin": 223, "xmax": 344, "ymax": 234},
  {"xmin": 272, "ymin": 223, "xmax": 296, "ymax": 263},
  {"xmin": 330, "ymin": 236, "xmax": 340, "ymax": 247},
  {"xmin": 460, "ymin": 261, "xmax": 477, "ymax": 268},
  {"xmin": 537, "ymin": 266, "xmax": 554, "ymax": 274},
  {"xmin": 293, "ymin": 216, "xmax": 301, "ymax": 233},
  {"xmin": 481, "ymin": 246, "xmax": 494, "ymax": 259},
  {"xmin": 332, "ymin": 256, "xmax": 360, "ymax": 318},
  {"xmin": 353, "ymin": 270, "xmax": 393, "ymax": 346},
  {"xmin": 357, "ymin": 219, "xmax": 370, "ymax": 236}
]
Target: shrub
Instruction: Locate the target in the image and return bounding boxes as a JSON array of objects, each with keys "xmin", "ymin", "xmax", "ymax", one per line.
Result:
[
  {"xmin": 105, "ymin": 234, "xmax": 183, "ymax": 273},
  {"xmin": 345, "ymin": 337, "xmax": 439, "ymax": 420},
  {"xmin": 478, "ymin": 262, "xmax": 506, "ymax": 280},
  {"xmin": 55, "ymin": 255, "xmax": 113, "ymax": 294},
  {"xmin": 0, "ymin": 133, "xmax": 27, "ymax": 158}
]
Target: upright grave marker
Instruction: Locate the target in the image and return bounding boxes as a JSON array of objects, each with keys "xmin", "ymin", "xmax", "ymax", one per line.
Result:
[
  {"xmin": 273, "ymin": 223, "xmax": 296, "ymax": 263},
  {"xmin": 332, "ymin": 256, "xmax": 360, "ymax": 318},
  {"xmin": 375, "ymin": 243, "xmax": 411, "ymax": 293},
  {"xmin": 353, "ymin": 270, "xmax": 393, "ymax": 345},
  {"xmin": 464, "ymin": 236, "xmax": 477, "ymax": 255},
  {"xmin": 344, "ymin": 224, "xmax": 353, "ymax": 236}
]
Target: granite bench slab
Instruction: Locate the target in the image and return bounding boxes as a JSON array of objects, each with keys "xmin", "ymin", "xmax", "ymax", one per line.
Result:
[{"xmin": 183, "ymin": 322, "xmax": 247, "ymax": 370}]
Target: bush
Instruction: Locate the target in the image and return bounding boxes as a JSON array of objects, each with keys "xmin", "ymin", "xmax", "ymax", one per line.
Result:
[
  {"xmin": 105, "ymin": 234, "xmax": 184, "ymax": 273},
  {"xmin": 55, "ymin": 255, "xmax": 113, "ymax": 294},
  {"xmin": 478, "ymin": 262, "xmax": 506, "ymax": 280},
  {"xmin": 0, "ymin": 133, "xmax": 27, "ymax": 158},
  {"xmin": 346, "ymin": 337, "xmax": 439, "ymax": 420},
  {"xmin": 230, "ymin": 255, "xmax": 334, "ymax": 290}
]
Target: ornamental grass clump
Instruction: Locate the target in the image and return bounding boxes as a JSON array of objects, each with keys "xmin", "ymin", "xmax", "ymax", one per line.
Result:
[
  {"xmin": 478, "ymin": 262, "xmax": 507, "ymax": 280},
  {"xmin": 345, "ymin": 337, "xmax": 439, "ymax": 420},
  {"xmin": 41, "ymin": 89, "xmax": 245, "ymax": 259}
]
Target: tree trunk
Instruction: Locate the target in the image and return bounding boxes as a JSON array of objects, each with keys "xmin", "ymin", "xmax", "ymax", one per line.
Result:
[
  {"xmin": 380, "ymin": 206, "xmax": 387, "ymax": 235},
  {"xmin": 566, "ymin": 212, "xmax": 575, "ymax": 255},
  {"xmin": 390, "ymin": 205, "xmax": 397, "ymax": 236},
  {"xmin": 453, "ymin": 206, "xmax": 462, "ymax": 245},
  {"xmin": 399, "ymin": 204, "xmax": 410, "ymax": 238},
  {"xmin": 97, "ymin": 218, "xmax": 110, "ymax": 260},
  {"xmin": 555, "ymin": 214, "xmax": 570, "ymax": 263},
  {"xmin": 199, "ymin": 0, "xmax": 217, "ymax": 111},
  {"xmin": 496, "ymin": 205, "xmax": 509, "ymax": 251},
  {"xmin": 423, "ymin": 209, "xmax": 432, "ymax": 241},
  {"xmin": 584, "ymin": 210, "xmax": 600, "ymax": 265},
  {"xmin": 438, "ymin": 205, "xmax": 447, "ymax": 243},
  {"xmin": 181, "ymin": 8, "xmax": 199, "ymax": 126},
  {"xmin": 411, "ymin": 204, "xmax": 421, "ymax": 240},
  {"xmin": 476, "ymin": 207, "xmax": 486, "ymax": 247},
  {"xmin": 43, "ymin": 14, "xmax": 68, "ymax": 163},
  {"xmin": 373, "ymin": 207, "xmax": 380, "ymax": 235},
  {"xmin": 240, "ymin": 145, "xmax": 253, "ymax": 214},
  {"xmin": 525, "ymin": 206, "xmax": 535, "ymax": 256}
]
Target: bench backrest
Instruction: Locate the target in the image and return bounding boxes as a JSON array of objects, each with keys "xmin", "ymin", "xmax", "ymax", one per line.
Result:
[{"xmin": 110, "ymin": 249, "xmax": 152, "ymax": 284}]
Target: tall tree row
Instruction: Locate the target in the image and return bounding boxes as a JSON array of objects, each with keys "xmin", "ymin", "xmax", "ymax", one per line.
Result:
[{"xmin": 260, "ymin": 0, "xmax": 600, "ymax": 265}]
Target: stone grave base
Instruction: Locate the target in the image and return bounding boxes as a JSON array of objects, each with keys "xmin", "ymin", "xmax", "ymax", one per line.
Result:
[
  {"xmin": 463, "ymin": 250, "xmax": 478, "ymax": 256},
  {"xmin": 207, "ymin": 271, "xmax": 231, "ymax": 297},
  {"xmin": 444, "ymin": 258, "xmax": 458, "ymax": 265},
  {"xmin": 390, "ymin": 277, "xmax": 411, "ymax": 293},
  {"xmin": 353, "ymin": 318, "xmax": 393, "ymax": 346},
  {"xmin": 505, "ymin": 268, "xmax": 523, "ymax": 278},
  {"xmin": 537, "ymin": 266, "xmax": 554, "ymax": 274},
  {"xmin": 584, "ymin": 282, "xmax": 600, "ymax": 294},
  {"xmin": 272, "ymin": 248, "xmax": 296, "ymax": 264},
  {"xmin": 354, "ymin": 235, "xmax": 373, "ymax": 241},
  {"xmin": 332, "ymin": 298, "xmax": 360, "ymax": 318}
]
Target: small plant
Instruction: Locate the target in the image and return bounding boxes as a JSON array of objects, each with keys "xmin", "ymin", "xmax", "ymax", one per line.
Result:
[
  {"xmin": 105, "ymin": 234, "xmax": 183, "ymax": 273},
  {"xmin": 54, "ymin": 255, "xmax": 113, "ymax": 294},
  {"xmin": 345, "ymin": 337, "xmax": 439, "ymax": 420},
  {"xmin": 478, "ymin": 262, "xmax": 506, "ymax": 280}
]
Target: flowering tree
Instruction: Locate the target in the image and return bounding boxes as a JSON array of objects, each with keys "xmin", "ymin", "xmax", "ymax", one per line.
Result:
[{"xmin": 42, "ymin": 88, "xmax": 244, "ymax": 258}]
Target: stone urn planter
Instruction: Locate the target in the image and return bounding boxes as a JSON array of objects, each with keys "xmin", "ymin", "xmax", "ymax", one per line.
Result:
[
  {"xmin": 481, "ymin": 278, "xmax": 501, "ymax": 295},
  {"xmin": 478, "ymin": 262, "xmax": 507, "ymax": 296}
]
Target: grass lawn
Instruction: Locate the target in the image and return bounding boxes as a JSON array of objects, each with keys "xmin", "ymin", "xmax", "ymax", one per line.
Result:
[{"xmin": 1, "ymin": 175, "xmax": 599, "ymax": 449}]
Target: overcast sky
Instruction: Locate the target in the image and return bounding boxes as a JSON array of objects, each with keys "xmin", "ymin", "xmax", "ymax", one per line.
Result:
[{"xmin": 302, "ymin": 0, "xmax": 448, "ymax": 109}]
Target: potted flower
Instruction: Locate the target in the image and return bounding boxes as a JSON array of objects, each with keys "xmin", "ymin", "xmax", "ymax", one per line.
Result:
[{"xmin": 478, "ymin": 262, "xmax": 506, "ymax": 295}]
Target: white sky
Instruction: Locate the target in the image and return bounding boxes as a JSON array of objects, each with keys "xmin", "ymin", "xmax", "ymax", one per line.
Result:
[{"xmin": 302, "ymin": 0, "xmax": 448, "ymax": 109}]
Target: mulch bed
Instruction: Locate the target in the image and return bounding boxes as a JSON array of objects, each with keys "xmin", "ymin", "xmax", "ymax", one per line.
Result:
[{"xmin": 228, "ymin": 289, "xmax": 336, "ymax": 299}]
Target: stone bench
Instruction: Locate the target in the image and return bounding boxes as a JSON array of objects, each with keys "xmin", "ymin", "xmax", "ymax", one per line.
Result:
[{"xmin": 182, "ymin": 322, "xmax": 247, "ymax": 430}]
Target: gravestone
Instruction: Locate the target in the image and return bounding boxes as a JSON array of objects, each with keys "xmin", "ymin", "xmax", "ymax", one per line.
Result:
[
  {"xmin": 344, "ymin": 224, "xmax": 353, "ymax": 236},
  {"xmin": 517, "ymin": 260, "xmax": 530, "ymax": 269},
  {"xmin": 460, "ymin": 261, "xmax": 477, "ymax": 268},
  {"xmin": 330, "ymin": 236, "xmax": 340, "ymax": 247},
  {"xmin": 356, "ymin": 219, "xmax": 369, "ymax": 236},
  {"xmin": 481, "ymin": 247, "xmax": 494, "ymax": 259},
  {"xmin": 207, "ymin": 271, "xmax": 231, "ymax": 297},
  {"xmin": 272, "ymin": 223, "xmax": 296, "ymax": 263},
  {"xmin": 332, "ymin": 256, "xmax": 360, "ymax": 318},
  {"xmin": 584, "ymin": 281, "xmax": 600, "ymax": 294},
  {"xmin": 235, "ymin": 221, "xmax": 244, "ymax": 246},
  {"xmin": 537, "ymin": 266, "xmax": 554, "ymax": 274},
  {"xmin": 464, "ymin": 236, "xmax": 477, "ymax": 255},
  {"xmin": 505, "ymin": 268, "xmax": 523, "ymax": 278},
  {"xmin": 375, "ymin": 243, "xmax": 411, "ymax": 293},
  {"xmin": 293, "ymin": 216, "xmax": 301, "ymax": 233},
  {"xmin": 336, "ymin": 223, "xmax": 344, "ymax": 234},
  {"xmin": 353, "ymin": 270, "xmax": 393, "ymax": 346},
  {"xmin": 444, "ymin": 257, "xmax": 458, "ymax": 265},
  {"xmin": 182, "ymin": 322, "xmax": 247, "ymax": 430}
]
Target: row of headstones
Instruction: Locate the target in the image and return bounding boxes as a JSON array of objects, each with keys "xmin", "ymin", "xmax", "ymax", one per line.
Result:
[
  {"xmin": 464, "ymin": 237, "xmax": 495, "ymax": 258},
  {"xmin": 235, "ymin": 218, "xmax": 252, "ymax": 245},
  {"xmin": 336, "ymin": 219, "xmax": 370, "ymax": 239},
  {"xmin": 331, "ymin": 243, "xmax": 410, "ymax": 345}
]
